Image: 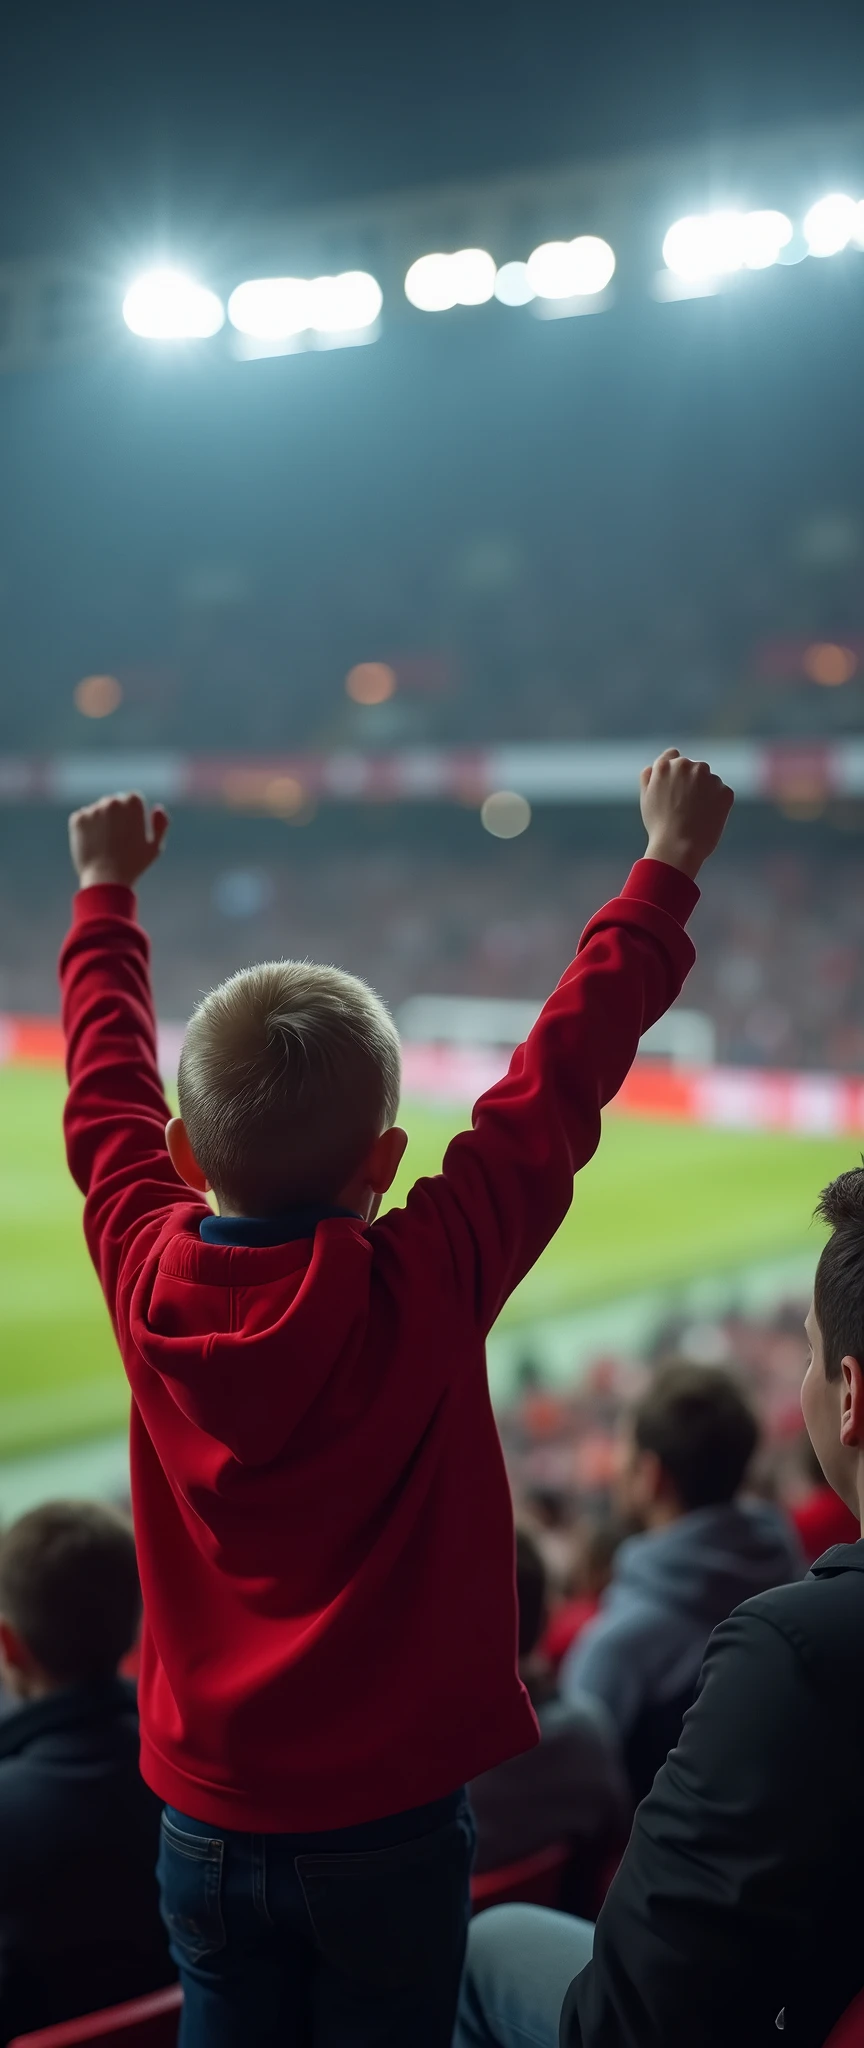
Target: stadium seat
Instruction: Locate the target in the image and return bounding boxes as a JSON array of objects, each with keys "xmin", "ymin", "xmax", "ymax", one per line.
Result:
[
  {"xmin": 470, "ymin": 1840, "xmax": 571, "ymax": 1914},
  {"xmin": 823, "ymin": 1987, "xmax": 864, "ymax": 2048},
  {"xmin": 7, "ymin": 1984, "xmax": 182, "ymax": 2048}
]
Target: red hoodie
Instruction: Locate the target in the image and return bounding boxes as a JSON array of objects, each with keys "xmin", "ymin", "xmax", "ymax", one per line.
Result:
[{"xmin": 60, "ymin": 858, "xmax": 698, "ymax": 1831}]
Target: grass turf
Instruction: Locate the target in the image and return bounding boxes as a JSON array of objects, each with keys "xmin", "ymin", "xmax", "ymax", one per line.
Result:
[{"xmin": 0, "ymin": 1064, "xmax": 855, "ymax": 1459}]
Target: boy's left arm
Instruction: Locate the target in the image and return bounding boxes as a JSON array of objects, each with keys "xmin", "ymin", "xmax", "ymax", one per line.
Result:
[{"xmin": 60, "ymin": 795, "xmax": 199, "ymax": 1320}]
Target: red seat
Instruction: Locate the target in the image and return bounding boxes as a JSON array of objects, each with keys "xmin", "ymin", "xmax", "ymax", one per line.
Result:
[
  {"xmin": 824, "ymin": 1988, "xmax": 864, "ymax": 2048},
  {"xmin": 7, "ymin": 1985, "xmax": 182, "ymax": 2048},
  {"xmin": 471, "ymin": 1840, "xmax": 571, "ymax": 1914}
]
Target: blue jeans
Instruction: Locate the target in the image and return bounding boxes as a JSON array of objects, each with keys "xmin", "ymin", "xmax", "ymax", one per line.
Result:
[
  {"xmin": 156, "ymin": 1792, "xmax": 475, "ymax": 2048},
  {"xmin": 454, "ymin": 1904, "xmax": 595, "ymax": 2048}
]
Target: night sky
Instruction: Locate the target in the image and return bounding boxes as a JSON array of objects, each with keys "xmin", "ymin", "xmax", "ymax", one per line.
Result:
[{"xmin": 2, "ymin": 0, "xmax": 864, "ymax": 262}]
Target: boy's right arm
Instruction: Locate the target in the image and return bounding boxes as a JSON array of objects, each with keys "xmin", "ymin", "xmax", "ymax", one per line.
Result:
[
  {"xmin": 385, "ymin": 752, "xmax": 733, "ymax": 1333},
  {"xmin": 60, "ymin": 793, "xmax": 196, "ymax": 1320}
]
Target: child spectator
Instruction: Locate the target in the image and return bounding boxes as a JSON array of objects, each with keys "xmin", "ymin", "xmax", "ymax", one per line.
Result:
[
  {"xmin": 560, "ymin": 1364, "xmax": 803, "ymax": 1800},
  {"xmin": 0, "ymin": 1502, "xmax": 173, "ymax": 2043},
  {"xmin": 469, "ymin": 1529, "xmax": 630, "ymax": 1911},
  {"xmin": 59, "ymin": 751, "xmax": 731, "ymax": 2047}
]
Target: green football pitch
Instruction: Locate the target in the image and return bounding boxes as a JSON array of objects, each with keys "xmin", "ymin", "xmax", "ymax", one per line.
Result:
[{"xmin": 0, "ymin": 1064, "xmax": 857, "ymax": 1460}]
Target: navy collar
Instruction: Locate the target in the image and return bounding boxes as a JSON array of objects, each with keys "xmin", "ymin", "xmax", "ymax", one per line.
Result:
[{"xmin": 199, "ymin": 1207, "xmax": 360, "ymax": 1247}]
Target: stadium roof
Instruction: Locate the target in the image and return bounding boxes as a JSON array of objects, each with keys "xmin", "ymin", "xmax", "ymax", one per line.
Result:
[{"xmin": 2, "ymin": 113, "xmax": 864, "ymax": 376}]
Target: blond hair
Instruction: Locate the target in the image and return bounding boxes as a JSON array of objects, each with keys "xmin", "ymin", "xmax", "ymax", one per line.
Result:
[{"xmin": 177, "ymin": 961, "xmax": 401, "ymax": 1214}]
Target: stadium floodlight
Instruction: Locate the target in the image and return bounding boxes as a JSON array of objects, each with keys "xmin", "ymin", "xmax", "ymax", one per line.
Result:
[
  {"xmin": 662, "ymin": 208, "xmax": 794, "ymax": 281},
  {"xmin": 307, "ymin": 270, "xmax": 383, "ymax": 333},
  {"xmin": 526, "ymin": 240, "xmax": 575, "ymax": 297},
  {"xmin": 228, "ymin": 277, "xmax": 313, "ymax": 338},
  {"xmin": 494, "ymin": 261, "xmax": 535, "ymax": 306},
  {"xmin": 404, "ymin": 249, "xmax": 497, "ymax": 311},
  {"xmin": 449, "ymin": 248, "xmax": 497, "ymax": 305},
  {"xmin": 526, "ymin": 236, "xmax": 616, "ymax": 300},
  {"xmin": 662, "ymin": 212, "xmax": 744, "ymax": 280},
  {"xmin": 739, "ymin": 210, "xmax": 793, "ymax": 268},
  {"xmin": 405, "ymin": 253, "xmax": 459, "ymax": 312},
  {"xmin": 803, "ymin": 193, "xmax": 860, "ymax": 257},
  {"xmin": 122, "ymin": 269, "xmax": 225, "ymax": 339},
  {"xmin": 229, "ymin": 271, "xmax": 382, "ymax": 340}
]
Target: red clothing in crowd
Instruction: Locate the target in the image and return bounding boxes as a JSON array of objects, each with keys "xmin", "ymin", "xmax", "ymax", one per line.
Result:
[
  {"xmin": 59, "ymin": 860, "xmax": 697, "ymax": 1832},
  {"xmin": 792, "ymin": 1484, "xmax": 859, "ymax": 1564},
  {"xmin": 542, "ymin": 1596, "xmax": 601, "ymax": 1671}
]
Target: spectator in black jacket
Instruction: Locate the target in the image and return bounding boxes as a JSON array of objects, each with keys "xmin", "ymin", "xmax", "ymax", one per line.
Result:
[
  {"xmin": 455, "ymin": 1167, "xmax": 864, "ymax": 2048},
  {"xmin": 0, "ymin": 1501, "xmax": 174, "ymax": 2044}
]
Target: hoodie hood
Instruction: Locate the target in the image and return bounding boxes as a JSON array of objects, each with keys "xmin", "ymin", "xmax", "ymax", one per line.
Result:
[
  {"xmin": 612, "ymin": 1500, "xmax": 805, "ymax": 1628},
  {"xmin": 128, "ymin": 1213, "xmax": 376, "ymax": 1470}
]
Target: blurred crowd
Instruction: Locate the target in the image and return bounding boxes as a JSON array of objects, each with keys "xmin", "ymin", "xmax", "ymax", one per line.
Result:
[
  {"xmin": 501, "ymin": 1298, "xmax": 820, "ymax": 1521},
  {"xmin": 4, "ymin": 836, "xmax": 864, "ymax": 1073}
]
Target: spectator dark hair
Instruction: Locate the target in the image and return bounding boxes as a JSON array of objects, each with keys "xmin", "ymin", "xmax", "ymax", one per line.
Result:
[
  {"xmin": 0, "ymin": 1501, "xmax": 141, "ymax": 1685},
  {"xmin": 814, "ymin": 1167, "xmax": 864, "ymax": 1383},
  {"xmin": 524, "ymin": 1487, "xmax": 573, "ymax": 1532},
  {"xmin": 633, "ymin": 1363, "xmax": 759, "ymax": 1511},
  {"xmin": 515, "ymin": 1527, "xmax": 548, "ymax": 1659}
]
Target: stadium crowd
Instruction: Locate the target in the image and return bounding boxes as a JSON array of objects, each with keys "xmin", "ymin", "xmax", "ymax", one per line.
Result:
[
  {"xmin": 5, "ymin": 832, "xmax": 864, "ymax": 1074},
  {"xmin": 4, "ymin": 754, "xmax": 864, "ymax": 2048}
]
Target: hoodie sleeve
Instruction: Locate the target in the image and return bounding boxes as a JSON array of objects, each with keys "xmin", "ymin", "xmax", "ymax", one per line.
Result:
[
  {"xmin": 377, "ymin": 859, "xmax": 698, "ymax": 1336},
  {"xmin": 60, "ymin": 886, "xmax": 205, "ymax": 1323}
]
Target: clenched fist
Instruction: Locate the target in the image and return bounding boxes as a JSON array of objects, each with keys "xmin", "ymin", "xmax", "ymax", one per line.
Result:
[
  {"xmin": 69, "ymin": 792, "xmax": 170, "ymax": 891},
  {"xmin": 640, "ymin": 750, "xmax": 734, "ymax": 880}
]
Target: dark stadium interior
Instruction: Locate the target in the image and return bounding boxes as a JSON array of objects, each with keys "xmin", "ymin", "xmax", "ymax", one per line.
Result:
[
  {"xmin": 2, "ymin": 258, "xmax": 864, "ymax": 753},
  {"xmin": 4, "ymin": 3, "xmax": 864, "ymax": 2043}
]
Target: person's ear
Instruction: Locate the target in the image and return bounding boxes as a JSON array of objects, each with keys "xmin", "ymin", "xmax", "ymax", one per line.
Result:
[
  {"xmin": 839, "ymin": 1356, "xmax": 864, "ymax": 1449},
  {"xmin": 364, "ymin": 1126, "xmax": 409, "ymax": 1196},
  {"xmin": 165, "ymin": 1117, "xmax": 210, "ymax": 1194}
]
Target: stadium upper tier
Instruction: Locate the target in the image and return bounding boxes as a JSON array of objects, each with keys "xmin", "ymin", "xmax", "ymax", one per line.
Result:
[{"xmin": 1, "ymin": 119, "xmax": 864, "ymax": 758}]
